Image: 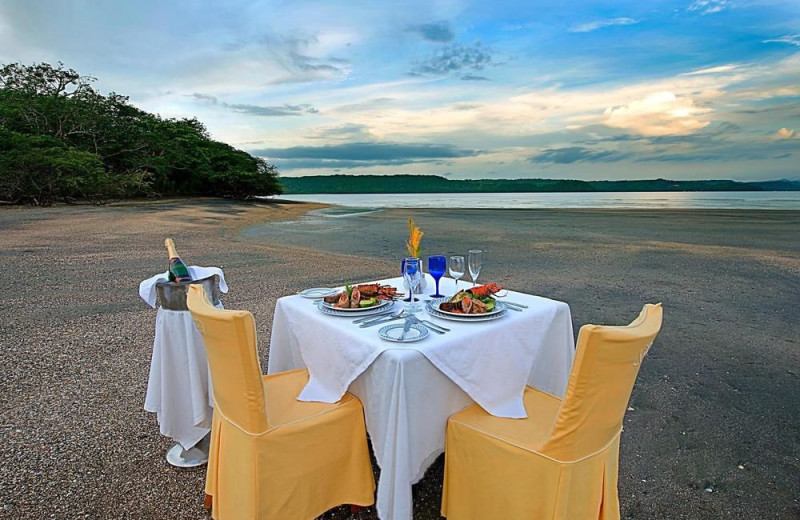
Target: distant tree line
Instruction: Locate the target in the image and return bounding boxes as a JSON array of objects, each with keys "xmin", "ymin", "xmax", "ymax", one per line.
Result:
[
  {"xmin": 281, "ymin": 174, "xmax": 799, "ymax": 194},
  {"xmin": 0, "ymin": 62, "xmax": 282, "ymax": 205}
]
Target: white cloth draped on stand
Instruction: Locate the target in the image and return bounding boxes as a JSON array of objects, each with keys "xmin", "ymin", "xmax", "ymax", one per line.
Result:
[{"xmin": 140, "ymin": 266, "xmax": 227, "ymax": 450}]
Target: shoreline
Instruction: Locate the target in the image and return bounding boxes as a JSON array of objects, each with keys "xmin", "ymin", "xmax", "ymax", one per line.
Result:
[{"xmin": 274, "ymin": 191, "xmax": 800, "ymax": 211}]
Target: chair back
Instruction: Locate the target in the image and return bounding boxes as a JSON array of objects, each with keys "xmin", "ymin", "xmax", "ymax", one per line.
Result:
[
  {"xmin": 187, "ymin": 285, "xmax": 269, "ymax": 433},
  {"xmin": 540, "ymin": 304, "xmax": 663, "ymax": 461}
]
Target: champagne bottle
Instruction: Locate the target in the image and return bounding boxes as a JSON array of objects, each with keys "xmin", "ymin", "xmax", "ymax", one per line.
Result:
[{"xmin": 165, "ymin": 238, "xmax": 192, "ymax": 282}]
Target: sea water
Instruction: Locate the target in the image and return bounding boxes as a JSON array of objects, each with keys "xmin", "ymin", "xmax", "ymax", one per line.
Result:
[{"xmin": 275, "ymin": 191, "xmax": 800, "ymax": 210}]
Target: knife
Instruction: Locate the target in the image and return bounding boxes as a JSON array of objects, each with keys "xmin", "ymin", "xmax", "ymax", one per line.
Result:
[
  {"xmin": 352, "ymin": 309, "xmax": 396, "ymax": 324},
  {"xmin": 502, "ymin": 300, "xmax": 529, "ymax": 309},
  {"xmin": 359, "ymin": 313, "xmax": 405, "ymax": 328},
  {"xmin": 411, "ymin": 316, "xmax": 449, "ymax": 334},
  {"xmin": 399, "ymin": 318, "xmax": 413, "ymax": 340}
]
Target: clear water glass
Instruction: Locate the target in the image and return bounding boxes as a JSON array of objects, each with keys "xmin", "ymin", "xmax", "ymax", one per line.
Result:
[
  {"xmin": 402, "ymin": 257, "xmax": 422, "ymax": 313},
  {"xmin": 428, "ymin": 255, "xmax": 447, "ymax": 297},
  {"xmin": 468, "ymin": 249, "xmax": 482, "ymax": 287},
  {"xmin": 449, "ymin": 255, "xmax": 465, "ymax": 289}
]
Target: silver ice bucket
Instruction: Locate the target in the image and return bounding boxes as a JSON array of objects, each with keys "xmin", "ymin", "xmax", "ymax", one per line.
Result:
[{"xmin": 156, "ymin": 274, "xmax": 221, "ymax": 311}]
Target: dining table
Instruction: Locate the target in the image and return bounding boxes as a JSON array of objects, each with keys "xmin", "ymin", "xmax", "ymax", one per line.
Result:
[{"xmin": 268, "ymin": 276, "xmax": 576, "ymax": 520}]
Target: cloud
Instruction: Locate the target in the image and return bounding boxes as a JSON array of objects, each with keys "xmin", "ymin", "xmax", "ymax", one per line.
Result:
[
  {"xmin": 260, "ymin": 34, "xmax": 352, "ymax": 85},
  {"xmin": 763, "ymin": 34, "xmax": 800, "ymax": 47},
  {"xmin": 773, "ymin": 127, "xmax": 798, "ymax": 139},
  {"xmin": 406, "ymin": 21, "xmax": 455, "ymax": 43},
  {"xmin": 603, "ymin": 91, "xmax": 711, "ymax": 136},
  {"xmin": 410, "ymin": 43, "xmax": 492, "ymax": 76},
  {"xmin": 528, "ymin": 146, "xmax": 629, "ymax": 164},
  {"xmin": 253, "ymin": 141, "xmax": 480, "ymax": 161},
  {"xmin": 304, "ymin": 123, "xmax": 374, "ymax": 140},
  {"xmin": 461, "ymin": 74, "xmax": 490, "ymax": 81},
  {"xmin": 570, "ymin": 18, "xmax": 638, "ymax": 33},
  {"xmin": 262, "ymin": 158, "xmax": 439, "ymax": 169},
  {"xmin": 227, "ymin": 103, "xmax": 319, "ymax": 116},
  {"xmin": 681, "ymin": 64, "xmax": 740, "ymax": 76},
  {"xmin": 687, "ymin": 0, "xmax": 729, "ymax": 15},
  {"xmin": 190, "ymin": 93, "xmax": 318, "ymax": 116}
]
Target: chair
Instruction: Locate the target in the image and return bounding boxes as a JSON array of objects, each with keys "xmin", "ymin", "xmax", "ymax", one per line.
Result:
[
  {"xmin": 186, "ymin": 285, "xmax": 375, "ymax": 520},
  {"xmin": 441, "ymin": 303, "xmax": 663, "ymax": 520}
]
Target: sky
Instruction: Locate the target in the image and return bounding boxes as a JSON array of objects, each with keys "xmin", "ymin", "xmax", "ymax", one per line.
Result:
[{"xmin": 1, "ymin": 0, "xmax": 799, "ymax": 181}]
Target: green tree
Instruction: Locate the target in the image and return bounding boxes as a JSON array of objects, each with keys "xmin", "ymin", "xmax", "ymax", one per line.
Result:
[{"xmin": 0, "ymin": 62, "xmax": 283, "ymax": 204}]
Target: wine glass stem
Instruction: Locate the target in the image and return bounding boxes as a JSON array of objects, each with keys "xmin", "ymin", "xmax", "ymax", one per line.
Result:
[{"xmin": 435, "ymin": 278, "xmax": 440, "ymax": 296}]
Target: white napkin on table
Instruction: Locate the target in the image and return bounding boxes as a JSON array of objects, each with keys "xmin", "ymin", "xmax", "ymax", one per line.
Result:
[{"xmin": 138, "ymin": 266, "xmax": 228, "ymax": 308}]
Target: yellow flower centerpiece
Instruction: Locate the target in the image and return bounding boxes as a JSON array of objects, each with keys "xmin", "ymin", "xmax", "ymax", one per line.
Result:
[
  {"xmin": 403, "ymin": 218, "xmax": 426, "ymax": 294},
  {"xmin": 406, "ymin": 218, "xmax": 424, "ymax": 258}
]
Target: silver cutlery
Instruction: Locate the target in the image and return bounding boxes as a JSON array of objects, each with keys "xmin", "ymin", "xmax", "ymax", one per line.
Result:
[
  {"xmin": 503, "ymin": 304, "xmax": 523, "ymax": 312},
  {"xmin": 411, "ymin": 316, "xmax": 449, "ymax": 334},
  {"xmin": 502, "ymin": 300, "xmax": 529, "ymax": 309},
  {"xmin": 359, "ymin": 313, "xmax": 405, "ymax": 328},
  {"xmin": 352, "ymin": 309, "xmax": 396, "ymax": 324},
  {"xmin": 360, "ymin": 310, "xmax": 403, "ymax": 325}
]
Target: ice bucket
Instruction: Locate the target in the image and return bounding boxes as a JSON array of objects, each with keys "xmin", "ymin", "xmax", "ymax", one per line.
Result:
[{"xmin": 156, "ymin": 274, "xmax": 221, "ymax": 311}]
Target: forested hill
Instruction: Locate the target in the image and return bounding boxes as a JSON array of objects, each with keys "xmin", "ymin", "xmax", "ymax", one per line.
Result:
[
  {"xmin": 0, "ymin": 62, "xmax": 282, "ymax": 205},
  {"xmin": 280, "ymin": 175, "xmax": 800, "ymax": 194}
]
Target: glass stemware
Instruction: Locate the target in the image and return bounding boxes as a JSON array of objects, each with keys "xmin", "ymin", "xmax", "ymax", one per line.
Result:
[
  {"xmin": 427, "ymin": 255, "xmax": 447, "ymax": 298},
  {"xmin": 449, "ymin": 255, "xmax": 465, "ymax": 289},
  {"xmin": 402, "ymin": 257, "xmax": 422, "ymax": 313},
  {"xmin": 468, "ymin": 249, "xmax": 482, "ymax": 287}
]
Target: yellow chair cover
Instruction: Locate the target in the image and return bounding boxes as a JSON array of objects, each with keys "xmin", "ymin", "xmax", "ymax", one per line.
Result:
[
  {"xmin": 441, "ymin": 303, "xmax": 663, "ymax": 520},
  {"xmin": 186, "ymin": 285, "xmax": 375, "ymax": 520}
]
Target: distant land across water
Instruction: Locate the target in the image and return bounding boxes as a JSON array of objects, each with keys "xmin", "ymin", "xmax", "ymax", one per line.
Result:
[{"xmin": 279, "ymin": 175, "xmax": 800, "ymax": 194}]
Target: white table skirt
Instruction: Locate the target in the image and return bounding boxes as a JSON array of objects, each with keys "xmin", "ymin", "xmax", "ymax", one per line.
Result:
[
  {"xmin": 144, "ymin": 307, "xmax": 215, "ymax": 450},
  {"xmin": 268, "ymin": 278, "xmax": 575, "ymax": 520}
]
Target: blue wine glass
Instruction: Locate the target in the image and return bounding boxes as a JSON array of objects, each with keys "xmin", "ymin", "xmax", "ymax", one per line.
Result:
[
  {"xmin": 428, "ymin": 255, "xmax": 446, "ymax": 297},
  {"xmin": 402, "ymin": 257, "xmax": 421, "ymax": 312}
]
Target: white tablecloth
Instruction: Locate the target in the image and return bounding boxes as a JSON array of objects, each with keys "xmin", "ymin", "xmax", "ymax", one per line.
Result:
[{"xmin": 268, "ymin": 277, "xmax": 575, "ymax": 520}]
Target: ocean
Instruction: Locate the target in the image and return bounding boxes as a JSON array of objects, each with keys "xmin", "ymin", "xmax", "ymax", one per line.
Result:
[{"xmin": 276, "ymin": 191, "xmax": 800, "ymax": 210}]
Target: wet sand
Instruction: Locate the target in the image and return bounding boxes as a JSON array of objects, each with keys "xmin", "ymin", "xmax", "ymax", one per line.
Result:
[{"xmin": 1, "ymin": 199, "xmax": 798, "ymax": 519}]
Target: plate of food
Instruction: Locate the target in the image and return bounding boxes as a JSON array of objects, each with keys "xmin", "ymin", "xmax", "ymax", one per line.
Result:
[
  {"xmin": 427, "ymin": 283, "xmax": 507, "ymax": 319},
  {"xmin": 320, "ymin": 284, "xmax": 401, "ymax": 313},
  {"xmin": 426, "ymin": 303, "xmax": 507, "ymax": 323}
]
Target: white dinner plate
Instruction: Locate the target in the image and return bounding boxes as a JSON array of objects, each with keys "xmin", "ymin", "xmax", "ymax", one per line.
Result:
[
  {"xmin": 318, "ymin": 300, "xmax": 395, "ymax": 317},
  {"xmin": 321, "ymin": 298, "xmax": 393, "ymax": 313},
  {"xmin": 425, "ymin": 300, "xmax": 508, "ymax": 322},
  {"xmin": 298, "ymin": 287, "xmax": 338, "ymax": 299},
  {"xmin": 379, "ymin": 322, "xmax": 429, "ymax": 343},
  {"xmin": 428, "ymin": 297, "xmax": 506, "ymax": 318}
]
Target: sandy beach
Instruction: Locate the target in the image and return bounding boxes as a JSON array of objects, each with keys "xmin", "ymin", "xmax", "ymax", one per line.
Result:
[{"xmin": 1, "ymin": 199, "xmax": 798, "ymax": 520}]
